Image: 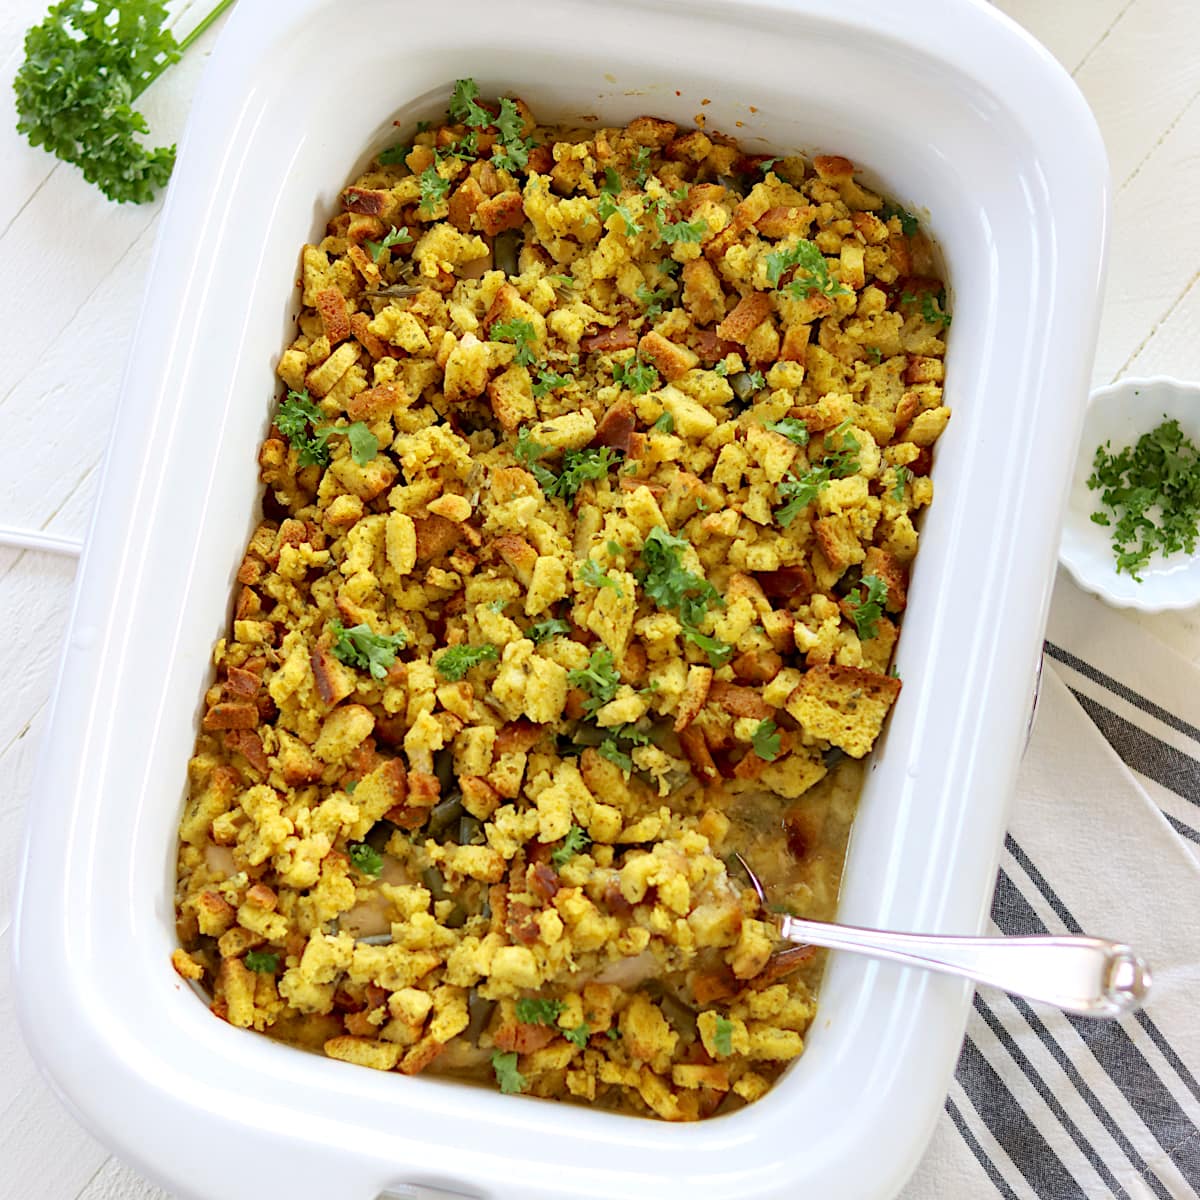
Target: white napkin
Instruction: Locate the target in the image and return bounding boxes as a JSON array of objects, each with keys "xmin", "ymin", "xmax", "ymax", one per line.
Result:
[{"xmin": 904, "ymin": 573, "xmax": 1200, "ymax": 1199}]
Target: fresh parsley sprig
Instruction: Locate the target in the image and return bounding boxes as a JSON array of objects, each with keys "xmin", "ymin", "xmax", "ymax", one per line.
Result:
[
  {"xmin": 491, "ymin": 1049, "xmax": 526, "ymax": 1094},
  {"xmin": 491, "ymin": 318, "xmax": 538, "ymax": 366},
  {"xmin": 765, "ymin": 240, "xmax": 850, "ymax": 301},
  {"xmin": 15, "ymin": 0, "xmax": 236, "ymax": 204},
  {"xmin": 329, "ymin": 620, "xmax": 406, "ymax": 679},
  {"xmin": 364, "ymin": 226, "xmax": 412, "ymax": 263},
  {"xmin": 347, "ymin": 841, "xmax": 384, "ymax": 877},
  {"xmin": 845, "ymin": 574, "xmax": 888, "ymax": 640},
  {"xmin": 567, "ymin": 647, "xmax": 622, "ymax": 716},
  {"xmin": 580, "ymin": 558, "xmax": 625, "ymax": 597},
  {"xmin": 435, "ymin": 643, "xmax": 499, "ymax": 681},
  {"xmin": 612, "ymin": 354, "xmax": 660, "ymax": 395},
  {"xmin": 551, "ymin": 823, "xmax": 592, "ymax": 868},
  {"xmin": 636, "ymin": 527, "xmax": 731, "ymax": 666},
  {"xmin": 515, "ymin": 997, "xmax": 565, "ymax": 1025},
  {"xmin": 750, "ymin": 719, "xmax": 782, "ymax": 762},
  {"xmin": 276, "ymin": 389, "xmax": 379, "ymax": 468}
]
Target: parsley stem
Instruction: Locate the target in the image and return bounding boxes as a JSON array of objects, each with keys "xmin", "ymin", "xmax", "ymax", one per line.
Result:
[{"xmin": 175, "ymin": 0, "xmax": 238, "ymax": 60}]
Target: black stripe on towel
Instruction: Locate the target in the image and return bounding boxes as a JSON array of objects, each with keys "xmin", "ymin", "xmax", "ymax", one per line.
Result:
[
  {"xmin": 1164, "ymin": 813, "xmax": 1200, "ymax": 845},
  {"xmin": 997, "ymin": 849, "xmax": 1200, "ymax": 1186},
  {"xmin": 1044, "ymin": 641, "xmax": 1200, "ymax": 745},
  {"xmin": 972, "ymin": 991, "xmax": 1134, "ymax": 1199},
  {"xmin": 957, "ymin": 1035, "xmax": 1089, "ymax": 1198},
  {"xmin": 1069, "ymin": 688, "xmax": 1200, "ymax": 809},
  {"xmin": 990, "ymin": 874, "xmax": 1174, "ymax": 1199},
  {"xmin": 946, "ymin": 1095, "xmax": 1022, "ymax": 1200}
]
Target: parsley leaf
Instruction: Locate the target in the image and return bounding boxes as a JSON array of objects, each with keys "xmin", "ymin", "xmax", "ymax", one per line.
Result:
[
  {"xmin": 597, "ymin": 181, "xmax": 643, "ymax": 236},
  {"xmin": 632, "ymin": 145, "xmax": 654, "ymax": 187},
  {"xmin": 892, "ymin": 465, "xmax": 913, "ymax": 502},
  {"xmin": 377, "ymin": 143, "xmax": 411, "ymax": 166},
  {"xmin": 244, "ymin": 950, "xmax": 279, "ymax": 973},
  {"xmin": 495, "ymin": 97, "xmax": 525, "ymax": 144},
  {"xmin": 551, "ymin": 823, "xmax": 592, "ymax": 868},
  {"xmin": 580, "ymin": 557, "xmax": 625, "ymax": 597},
  {"xmin": 491, "ymin": 318, "xmax": 538, "ymax": 366},
  {"xmin": 515, "ymin": 997, "xmax": 565, "ymax": 1025},
  {"xmin": 513, "ymin": 427, "xmax": 559, "ymax": 492},
  {"xmin": 635, "ymin": 527, "xmax": 731, "ymax": 666},
  {"xmin": 345, "ymin": 422, "xmax": 380, "ymax": 465},
  {"xmin": 865, "ymin": 346, "xmax": 884, "ymax": 364},
  {"xmin": 598, "ymin": 739, "xmax": 633, "ymax": 772},
  {"xmin": 766, "ymin": 417, "xmax": 809, "ymax": 446},
  {"xmin": 419, "ymin": 165, "xmax": 451, "ymax": 214},
  {"xmin": 751, "ymin": 719, "xmax": 782, "ymax": 762},
  {"xmin": 528, "ymin": 618, "xmax": 572, "ymax": 644},
  {"xmin": 276, "ymin": 389, "xmax": 335, "ymax": 468},
  {"xmin": 775, "ymin": 420, "xmax": 860, "ymax": 526},
  {"xmin": 564, "ymin": 1022, "xmax": 591, "ymax": 1047},
  {"xmin": 880, "ymin": 202, "xmax": 919, "ymax": 237},
  {"xmin": 532, "ymin": 366, "xmax": 572, "ymax": 399},
  {"xmin": 636, "ymin": 283, "xmax": 674, "ymax": 320},
  {"xmin": 491, "ymin": 1050, "xmax": 527, "ymax": 1094},
  {"xmin": 329, "ymin": 620, "xmax": 406, "ymax": 679},
  {"xmin": 653, "ymin": 412, "xmax": 675, "ymax": 433},
  {"xmin": 1087, "ymin": 417, "xmax": 1200, "ymax": 580},
  {"xmin": 554, "ymin": 447, "xmax": 620, "ymax": 503},
  {"xmin": 435, "ymin": 643, "xmax": 499, "ymax": 681},
  {"xmin": 347, "ymin": 841, "xmax": 383, "ymax": 877},
  {"xmin": 765, "ymin": 239, "xmax": 850, "ymax": 300},
  {"xmin": 364, "ymin": 225, "xmax": 412, "ymax": 263},
  {"xmin": 612, "ymin": 355, "xmax": 660, "ymax": 395},
  {"xmin": 845, "ymin": 574, "xmax": 888, "ymax": 640},
  {"xmin": 921, "ymin": 290, "xmax": 952, "ymax": 329},
  {"xmin": 656, "ymin": 215, "xmax": 708, "ymax": 246},
  {"xmin": 567, "ymin": 647, "xmax": 622, "ymax": 716},
  {"xmin": 448, "ymin": 78, "xmax": 493, "ymax": 128},
  {"xmin": 713, "ymin": 1015, "xmax": 734, "ymax": 1057},
  {"xmin": 14, "ymin": 0, "xmax": 234, "ymax": 204}
]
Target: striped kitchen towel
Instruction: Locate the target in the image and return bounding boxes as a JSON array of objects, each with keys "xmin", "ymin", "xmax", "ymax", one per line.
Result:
[{"xmin": 904, "ymin": 572, "xmax": 1200, "ymax": 1199}]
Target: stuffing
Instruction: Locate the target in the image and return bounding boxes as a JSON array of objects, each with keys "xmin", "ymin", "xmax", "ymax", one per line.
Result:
[{"xmin": 176, "ymin": 82, "xmax": 948, "ymax": 1124}]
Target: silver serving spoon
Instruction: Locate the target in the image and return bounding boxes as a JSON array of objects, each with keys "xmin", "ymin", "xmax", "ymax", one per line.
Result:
[{"xmin": 733, "ymin": 854, "xmax": 1151, "ymax": 1019}]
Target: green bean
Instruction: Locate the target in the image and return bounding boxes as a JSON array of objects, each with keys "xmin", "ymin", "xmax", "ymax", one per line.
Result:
[{"xmin": 494, "ymin": 231, "xmax": 522, "ymax": 278}]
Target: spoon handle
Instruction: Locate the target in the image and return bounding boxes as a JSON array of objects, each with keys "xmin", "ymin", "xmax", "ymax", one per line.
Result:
[{"xmin": 778, "ymin": 917, "xmax": 1151, "ymax": 1018}]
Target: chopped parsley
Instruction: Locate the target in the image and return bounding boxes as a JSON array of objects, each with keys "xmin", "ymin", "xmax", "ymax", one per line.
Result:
[
  {"xmin": 865, "ymin": 346, "xmax": 884, "ymax": 364},
  {"xmin": 635, "ymin": 527, "xmax": 731, "ymax": 666},
  {"xmin": 775, "ymin": 419, "xmax": 860, "ymax": 526},
  {"xmin": 345, "ymin": 422, "xmax": 380, "ymax": 465},
  {"xmin": 364, "ymin": 225, "xmax": 412, "ymax": 263},
  {"xmin": 1087, "ymin": 417, "xmax": 1200, "ymax": 580},
  {"xmin": 490, "ymin": 318, "xmax": 538, "ymax": 366},
  {"xmin": 597, "ymin": 175, "xmax": 642, "ymax": 236},
  {"xmin": 515, "ymin": 997, "xmax": 565, "ymax": 1025},
  {"xmin": 276, "ymin": 389, "xmax": 334, "ymax": 467},
  {"xmin": 653, "ymin": 412, "xmax": 675, "ymax": 433},
  {"xmin": 532, "ymin": 366, "xmax": 573, "ymax": 399},
  {"xmin": 750, "ymin": 719, "xmax": 782, "ymax": 762},
  {"xmin": 435, "ymin": 643, "xmax": 499, "ymax": 681},
  {"xmin": 567, "ymin": 647, "xmax": 622, "ymax": 716},
  {"xmin": 513, "ymin": 427, "xmax": 558, "ymax": 492},
  {"xmin": 418, "ymin": 165, "xmax": 450, "ymax": 213},
  {"xmin": 580, "ymin": 557, "xmax": 625, "ymax": 597},
  {"xmin": 612, "ymin": 354, "xmax": 660, "ymax": 395},
  {"xmin": 564, "ymin": 1022, "xmax": 591, "ymax": 1047},
  {"xmin": 656, "ymin": 214, "xmax": 708, "ymax": 246},
  {"xmin": 921, "ymin": 290, "xmax": 952, "ymax": 329},
  {"xmin": 551, "ymin": 823, "xmax": 592, "ymax": 868},
  {"xmin": 491, "ymin": 1050, "xmax": 527, "ymax": 1094},
  {"xmin": 845, "ymin": 574, "xmax": 888, "ymax": 640},
  {"xmin": 632, "ymin": 145, "xmax": 654, "ymax": 187},
  {"xmin": 597, "ymin": 739, "xmax": 634, "ymax": 773},
  {"xmin": 713, "ymin": 1015, "xmax": 734, "ymax": 1057},
  {"xmin": 377, "ymin": 143, "xmax": 411, "ymax": 166},
  {"xmin": 636, "ymin": 283, "xmax": 674, "ymax": 320},
  {"xmin": 449, "ymin": 78, "xmax": 493, "ymax": 128},
  {"xmin": 276, "ymin": 390, "xmax": 377, "ymax": 468},
  {"xmin": 244, "ymin": 950, "xmax": 279, "ymax": 973},
  {"xmin": 892, "ymin": 465, "xmax": 913, "ymax": 502},
  {"xmin": 347, "ymin": 841, "xmax": 383, "ymax": 877},
  {"xmin": 491, "ymin": 98, "xmax": 535, "ymax": 172},
  {"xmin": 329, "ymin": 620, "xmax": 406, "ymax": 679},
  {"xmin": 764, "ymin": 239, "xmax": 850, "ymax": 300},
  {"xmin": 766, "ymin": 417, "xmax": 809, "ymax": 446},
  {"xmin": 528, "ymin": 617, "xmax": 572, "ymax": 644},
  {"xmin": 555, "ymin": 447, "xmax": 620, "ymax": 503},
  {"xmin": 880, "ymin": 202, "xmax": 919, "ymax": 237}
]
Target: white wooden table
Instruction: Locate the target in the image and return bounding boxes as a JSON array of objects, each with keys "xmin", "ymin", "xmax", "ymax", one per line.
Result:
[{"xmin": 2, "ymin": 1, "xmax": 1199, "ymax": 1195}]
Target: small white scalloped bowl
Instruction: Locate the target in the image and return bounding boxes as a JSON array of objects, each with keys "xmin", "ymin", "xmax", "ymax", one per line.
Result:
[{"xmin": 1061, "ymin": 377, "xmax": 1200, "ymax": 611}]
